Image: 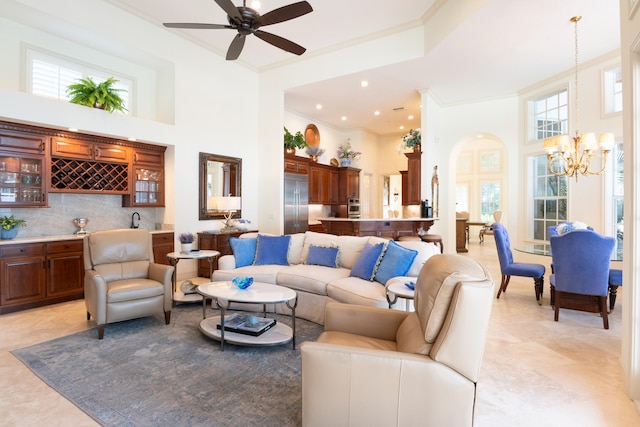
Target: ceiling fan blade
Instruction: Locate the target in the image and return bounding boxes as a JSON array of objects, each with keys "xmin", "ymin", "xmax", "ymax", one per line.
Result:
[
  {"xmin": 226, "ymin": 33, "xmax": 246, "ymax": 60},
  {"xmin": 215, "ymin": 0, "xmax": 243, "ymax": 24},
  {"xmin": 254, "ymin": 30, "xmax": 306, "ymax": 55},
  {"xmin": 259, "ymin": 1, "xmax": 313, "ymax": 27},
  {"xmin": 163, "ymin": 23, "xmax": 232, "ymax": 29}
]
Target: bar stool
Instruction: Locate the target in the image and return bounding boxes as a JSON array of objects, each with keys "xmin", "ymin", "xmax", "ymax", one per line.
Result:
[{"xmin": 420, "ymin": 234, "xmax": 443, "ymax": 253}]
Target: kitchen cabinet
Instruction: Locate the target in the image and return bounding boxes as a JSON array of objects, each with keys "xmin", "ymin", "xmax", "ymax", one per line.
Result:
[
  {"xmin": 197, "ymin": 230, "xmax": 257, "ymax": 275},
  {"xmin": 0, "ymin": 239, "xmax": 84, "ymax": 314},
  {"xmin": 308, "ymin": 163, "xmax": 338, "ymax": 204},
  {"xmin": 401, "ymin": 150, "xmax": 421, "ymax": 206},
  {"xmin": 337, "ymin": 167, "xmax": 360, "ymax": 204},
  {"xmin": 124, "ymin": 146, "xmax": 166, "ymax": 207},
  {"xmin": 0, "ymin": 126, "xmax": 47, "ymax": 207},
  {"xmin": 51, "ymin": 136, "xmax": 129, "ymax": 163},
  {"xmin": 152, "ymin": 232, "xmax": 174, "ymax": 265},
  {"xmin": 284, "ymin": 153, "xmax": 309, "ymax": 174}
]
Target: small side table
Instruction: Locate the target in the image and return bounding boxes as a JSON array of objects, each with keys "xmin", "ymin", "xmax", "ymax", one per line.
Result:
[
  {"xmin": 386, "ymin": 281, "xmax": 415, "ymax": 311},
  {"xmin": 166, "ymin": 250, "xmax": 220, "ymax": 303}
]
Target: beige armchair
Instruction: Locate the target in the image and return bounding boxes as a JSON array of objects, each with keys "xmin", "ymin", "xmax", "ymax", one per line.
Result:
[
  {"xmin": 300, "ymin": 255, "xmax": 494, "ymax": 427},
  {"xmin": 83, "ymin": 229, "xmax": 174, "ymax": 339}
]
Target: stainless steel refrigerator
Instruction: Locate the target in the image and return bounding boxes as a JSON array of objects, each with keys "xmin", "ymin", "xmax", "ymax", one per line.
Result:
[{"xmin": 284, "ymin": 173, "xmax": 309, "ymax": 234}]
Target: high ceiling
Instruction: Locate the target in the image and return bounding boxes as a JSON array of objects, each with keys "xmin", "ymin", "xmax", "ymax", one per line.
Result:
[{"xmin": 109, "ymin": 0, "xmax": 620, "ymax": 135}]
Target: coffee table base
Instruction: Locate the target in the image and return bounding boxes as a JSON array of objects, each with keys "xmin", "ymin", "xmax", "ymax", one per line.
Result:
[{"xmin": 199, "ymin": 316, "xmax": 293, "ymax": 347}]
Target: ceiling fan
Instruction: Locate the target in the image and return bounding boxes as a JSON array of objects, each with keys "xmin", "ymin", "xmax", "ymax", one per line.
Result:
[{"xmin": 163, "ymin": 0, "xmax": 313, "ymax": 61}]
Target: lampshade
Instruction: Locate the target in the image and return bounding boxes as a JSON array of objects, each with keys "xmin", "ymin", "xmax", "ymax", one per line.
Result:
[{"xmin": 209, "ymin": 196, "xmax": 242, "ymax": 211}]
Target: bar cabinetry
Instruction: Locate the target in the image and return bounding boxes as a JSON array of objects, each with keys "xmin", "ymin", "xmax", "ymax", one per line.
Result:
[{"xmin": 0, "ymin": 239, "xmax": 84, "ymax": 314}]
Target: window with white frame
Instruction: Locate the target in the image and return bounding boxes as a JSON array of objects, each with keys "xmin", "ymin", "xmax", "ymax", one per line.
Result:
[
  {"xmin": 532, "ymin": 90, "xmax": 568, "ymax": 141},
  {"xmin": 612, "ymin": 141, "xmax": 624, "ymax": 257},
  {"xmin": 26, "ymin": 49, "xmax": 131, "ymax": 113},
  {"xmin": 532, "ymin": 154, "xmax": 568, "ymax": 241},
  {"xmin": 479, "ymin": 182, "xmax": 500, "ymax": 223},
  {"xmin": 603, "ymin": 67, "xmax": 623, "ymax": 115},
  {"xmin": 479, "ymin": 150, "xmax": 501, "ymax": 172}
]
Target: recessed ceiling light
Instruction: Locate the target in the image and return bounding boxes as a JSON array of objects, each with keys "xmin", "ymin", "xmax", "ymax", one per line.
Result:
[
  {"xmin": 341, "ymin": 116, "xmax": 347, "ymax": 121},
  {"xmin": 251, "ymin": 1, "xmax": 261, "ymax": 9},
  {"xmin": 316, "ymin": 104, "xmax": 322, "ymax": 110},
  {"xmin": 374, "ymin": 111, "xmax": 380, "ymax": 116},
  {"xmin": 408, "ymin": 115, "xmax": 414, "ymax": 120},
  {"xmin": 399, "ymin": 126, "xmax": 405, "ymax": 130},
  {"xmin": 361, "ymin": 80, "xmax": 368, "ymax": 87}
]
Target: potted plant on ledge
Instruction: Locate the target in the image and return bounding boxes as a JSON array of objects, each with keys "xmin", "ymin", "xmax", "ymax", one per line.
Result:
[
  {"xmin": 284, "ymin": 127, "xmax": 308, "ymax": 154},
  {"xmin": 66, "ymin": 77, "xmax": 128, "ymax": 113},
  {"xmin": 1, "ymin": 215, "xmax": 27, "ymax": 240},
  {"xmin": 178, "ymin": 232, "xmax": 195, "ymax": 253},
  {"xmin": 400, "ymin": 128, "xmax": 422, "ymax": 152}
]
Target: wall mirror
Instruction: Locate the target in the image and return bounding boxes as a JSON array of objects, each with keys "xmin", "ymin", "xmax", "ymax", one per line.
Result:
[{"xmin": 199, "ymin": 152, "xmax": 242, "ymax": 220}]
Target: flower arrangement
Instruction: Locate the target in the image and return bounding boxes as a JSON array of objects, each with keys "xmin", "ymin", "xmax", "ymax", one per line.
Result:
[
  {"xmin": 178, "ymin": 232, "xmax": 194, "ymax": 244},
  {"xmin": 305, "ymin": 145, "xmax": 326, "ymax": 160},
  {"xmin": 401, "ymin": 128, "xmax": 421, "ymax": 148},
  {"xmin": 337, "ymin": 139, "xmax": 361, "ymax": 161}
]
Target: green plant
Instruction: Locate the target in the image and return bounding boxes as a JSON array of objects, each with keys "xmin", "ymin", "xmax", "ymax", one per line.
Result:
[
  {"xmin": 1, "ymin": 215, "xmax": 27, "ymax": 230},
  {"xmin": 283, "ymin": 127, "xmax": 308, "ymax": 150},
  {"xmin": 66, "ymin": 77, "xmax": 128, "ymax": 113}
]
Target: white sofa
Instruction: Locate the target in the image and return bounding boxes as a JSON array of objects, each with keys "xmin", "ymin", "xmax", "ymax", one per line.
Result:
[{"xmin": 211, "ymin": 231, "xmax": 441, "ymax": 324}]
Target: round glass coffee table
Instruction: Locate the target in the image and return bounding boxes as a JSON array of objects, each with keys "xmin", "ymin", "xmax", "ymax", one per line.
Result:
[{"xmin": 197, "ymin": 281, "xmax": 298, "ymax": 351}]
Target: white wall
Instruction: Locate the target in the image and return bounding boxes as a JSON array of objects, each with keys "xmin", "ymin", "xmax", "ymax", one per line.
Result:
[{"xmin": 0, "ymin": 0, "xmax": 260, "ymax": 278}]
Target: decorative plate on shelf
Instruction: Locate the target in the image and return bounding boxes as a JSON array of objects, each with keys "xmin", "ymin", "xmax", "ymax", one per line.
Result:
[
  {"xmin": 330, "ymin": 158, "xmax": 339, "ymax": 167},
  {"xmin": 305, "ymin": 124, "xmax": 320, "ymax": 147}
]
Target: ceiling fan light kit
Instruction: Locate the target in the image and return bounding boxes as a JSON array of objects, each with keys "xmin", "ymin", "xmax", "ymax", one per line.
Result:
[{"xmin": 163, "ymin": 0, "xmax": 313, "ymax": 60}]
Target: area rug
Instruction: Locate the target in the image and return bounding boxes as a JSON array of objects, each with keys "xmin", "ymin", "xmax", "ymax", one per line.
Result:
[{"xmin": 12, "ymin": 305, "xmax": 323, "ymax": 427}]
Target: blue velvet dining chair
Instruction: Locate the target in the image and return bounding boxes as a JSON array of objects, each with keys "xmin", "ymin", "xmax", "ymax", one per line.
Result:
[
  {"xmin": 608, "ymin": 269, "xmax": 622, "ymax": 311},
  {"xmin": 493, "ymin": 223, "xmax": 546, "ymax": 304},
  {"xmin": 549, "ymin": 230, "xmax": 615, "ymax": 329}
]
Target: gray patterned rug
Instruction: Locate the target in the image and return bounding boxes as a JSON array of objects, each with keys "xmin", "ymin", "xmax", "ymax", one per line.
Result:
[{"xmin": 12, "ymin": 305, "xmax": 323, "ymax": 427}]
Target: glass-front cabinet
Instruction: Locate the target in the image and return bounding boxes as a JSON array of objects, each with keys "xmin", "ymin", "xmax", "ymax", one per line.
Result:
[
  {"xmin": 0, "ymin": 154, "xmax": 46, "ymax": 207},
  {"xmin": 132, "ymin": 167, "xmax": 164, "ymax": 206}
]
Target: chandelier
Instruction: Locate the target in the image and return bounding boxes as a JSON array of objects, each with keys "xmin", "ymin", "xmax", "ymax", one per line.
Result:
[{"xmin": 543, "ymin": 16, "xmax": 614, "ymax": 181}]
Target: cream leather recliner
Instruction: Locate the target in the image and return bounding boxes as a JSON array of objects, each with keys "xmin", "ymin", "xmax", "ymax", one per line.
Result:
[
  {"xmin": 83, "ymin": 229, "xmax": 174, "ymax": 339},
  {"xmin": 300, "ymin": 254, "xmax": 494, "ymax": 427}
]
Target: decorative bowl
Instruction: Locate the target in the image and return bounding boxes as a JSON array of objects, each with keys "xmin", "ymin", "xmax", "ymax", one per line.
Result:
[{"xmin": 232, "ymin": 276, "xmax": 254, "ymax": 290}]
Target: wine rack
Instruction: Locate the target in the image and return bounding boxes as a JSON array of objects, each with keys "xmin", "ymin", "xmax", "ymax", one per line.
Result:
[{"xmin": 50, "ymin": 158, "xmax": 129, "ymax": 193}]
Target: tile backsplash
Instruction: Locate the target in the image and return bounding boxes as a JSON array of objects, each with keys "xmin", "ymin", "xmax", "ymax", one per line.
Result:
[{"xmin": 0, "ymin": 194, "xmax": 166, "ymax": 238}]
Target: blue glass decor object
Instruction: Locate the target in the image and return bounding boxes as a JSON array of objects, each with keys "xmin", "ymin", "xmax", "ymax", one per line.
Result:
[
  {"xmin": 404, "ymin": 281, "xmax": 416, "ymax": 290},
  {"xmin": 232, "ymin": 276, "xmax": 254, "ymax": 290}
]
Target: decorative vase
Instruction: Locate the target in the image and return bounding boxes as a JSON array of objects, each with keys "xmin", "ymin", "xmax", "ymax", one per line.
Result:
[
  {"xmin": 413, "ymin": 145, "xmax": 421, "ymax": 153},
  {"xmin": 341, "ymin": 158, "xmax": 351, "ymax": 167},
  {"xmin": 1, "ymin": 227, "xmax": 19, "ymax": 240},
  {"xmin": 181, "ymin": 243, "xmax": 193, "ymax": 254},
  {"xmin": 285, "ymin": 147, "xmax": 296, "ymax": 155},
  {"xmin": 310, "ymin": 155, "xmax": 318, "ymax": 162}
]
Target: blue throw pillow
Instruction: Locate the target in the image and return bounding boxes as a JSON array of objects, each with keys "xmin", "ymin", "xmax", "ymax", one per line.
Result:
[
  {"xmin": 307, "ymin": 245, "xmax": 339, "ymax": 268},
  {"xmin": 350, "ymin": 243, "xmax": 385, "ymax": 281},
  {"xmin": 229, "ymin": 237, "xmax": 257, "ymax": 267},
  {"xmin": 253, "ymin": 234, "xmax": 291, "ymax": 266},
  {"xmin": 375, "ymin": 240, "xmax": 418, "ymax": 285}
]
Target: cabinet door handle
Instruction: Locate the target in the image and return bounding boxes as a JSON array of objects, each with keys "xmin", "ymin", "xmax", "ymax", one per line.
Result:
[{"xmin": 134, "ymin": 153, "xmax": 138, "ymax": 163}]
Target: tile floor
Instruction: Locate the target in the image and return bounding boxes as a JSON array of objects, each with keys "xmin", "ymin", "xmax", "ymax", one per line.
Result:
[{"xmin": 0, "ymin": 240, "xmax": 639, "ymax": 426}]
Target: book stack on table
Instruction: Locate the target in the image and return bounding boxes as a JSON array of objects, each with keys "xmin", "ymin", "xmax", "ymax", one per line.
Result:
[{"xmin": 216, "ymin": 313, "xmax": 276, "ymax": 336}]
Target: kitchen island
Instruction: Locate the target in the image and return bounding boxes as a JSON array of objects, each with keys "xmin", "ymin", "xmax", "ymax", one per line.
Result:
[{"xmin": 318, "ymin": 217, "xmax": 437, "ymax": 239}]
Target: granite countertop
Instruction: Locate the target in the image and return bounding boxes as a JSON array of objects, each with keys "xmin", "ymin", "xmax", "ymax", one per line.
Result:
[
  {"xmin": 0, "ymin": 229, "xmax": 173, "ymax": 245},
  {"xmin": 318, "ymin": 217, "xmax": 438, "ymax": 222}
]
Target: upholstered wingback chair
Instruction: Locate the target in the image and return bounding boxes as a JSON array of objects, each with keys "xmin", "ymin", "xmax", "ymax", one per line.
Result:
[
  {"xmin": 300, "ymin": 255, "xmax": 495, "ymax": 427},
  {"xmin": 550, "ymin": 230, "xmax": 615, "ymax": 329},
  {"xmin": 83, "ymin": 229, "xmax": 174, "ymax": 339}
]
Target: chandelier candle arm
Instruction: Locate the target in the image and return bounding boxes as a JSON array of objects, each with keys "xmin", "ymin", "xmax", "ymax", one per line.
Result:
[{"xmin": 544, "ymin": 16, "xmax": 614, "ymax": 181}]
